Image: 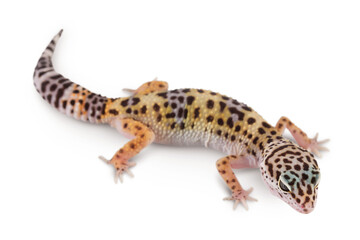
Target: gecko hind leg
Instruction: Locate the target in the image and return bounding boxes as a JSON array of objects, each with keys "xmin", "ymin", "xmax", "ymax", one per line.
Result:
[
  {"xmin": 123, "ymin": 78, "xmax": 169, "ymax": 95},
  {"xmin": 100, "ymin": 118, "xmax": 155, "ymax": 183},
  {"xmin": 216, "ymin": 155, "xmax": 257, "ymax": 210},
  {"xmin": 275, "ymin": 116, "xmax": 329, "ymax": 156}
]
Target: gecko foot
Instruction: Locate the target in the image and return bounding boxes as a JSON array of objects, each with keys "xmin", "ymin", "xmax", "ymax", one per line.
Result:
[
  {"xmin": 223, "ymin": 187, "xmax": 257, "ymax": 210},
  {"xmin": 306, "ymin": 133, "xmax": 330, "ymax": 157},
  {"xmin": 99, "ymin": 156, "xmax": 136, "ymax": 183}
]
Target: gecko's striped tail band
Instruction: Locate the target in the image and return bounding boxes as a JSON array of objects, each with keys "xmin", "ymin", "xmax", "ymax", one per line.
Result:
[{"xmin": 33, "ymin": 30, "xmax": 112, "ymax": 123}]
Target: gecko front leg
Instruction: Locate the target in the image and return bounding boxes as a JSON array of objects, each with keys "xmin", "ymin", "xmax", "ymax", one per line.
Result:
[
  {"xmin": 275, "ymin": 116, "xmax": 329, "ymax": 156},
  {"xmin": 216, "ymin": 155, "xmax": 257, "ymax": 210},
  {"xmin": 100, "ymin": 118, "xmax": 155, "ymax": 183}
]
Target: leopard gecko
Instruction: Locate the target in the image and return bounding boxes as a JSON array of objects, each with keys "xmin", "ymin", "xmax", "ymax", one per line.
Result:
[{"xmin": 33, "ymin": 30, "xmax": 329, "ymax": 214}]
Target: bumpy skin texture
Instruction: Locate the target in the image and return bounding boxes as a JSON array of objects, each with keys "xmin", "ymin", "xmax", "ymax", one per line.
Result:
[{"xmin": 33, "ymin": 30, "xmax": 328, "ymax": 214}]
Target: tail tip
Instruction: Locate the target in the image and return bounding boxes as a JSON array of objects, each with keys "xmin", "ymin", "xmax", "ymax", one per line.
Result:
[{"xmin": 59, "ymin": 29, "xmax": 64, "ymax": 36}]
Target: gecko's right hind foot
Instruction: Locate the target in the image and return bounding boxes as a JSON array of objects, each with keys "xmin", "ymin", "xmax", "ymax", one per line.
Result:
[{"xmin": 99, "ymin": 155, "xmax": 136, "ymax": 183}]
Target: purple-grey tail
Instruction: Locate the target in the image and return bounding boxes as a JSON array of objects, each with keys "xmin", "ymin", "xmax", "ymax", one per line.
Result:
[{"xmin": 33, "ymin": 30, "xmax": 111, "ymax": 123}]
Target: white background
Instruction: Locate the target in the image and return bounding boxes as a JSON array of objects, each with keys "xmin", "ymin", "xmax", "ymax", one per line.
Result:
[{"xmin": 1, "ymin": 1, "xmax": 359, "ymax": 239}]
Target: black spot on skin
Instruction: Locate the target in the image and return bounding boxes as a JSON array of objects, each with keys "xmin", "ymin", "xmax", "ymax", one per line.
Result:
[
  {"xmin": 303, "ymin": 163, "xmax": 309, "ymax": 171},
  {"xmin": 50, "ymin": 84, "xmax": 57, "ymax": 92},
  {"xmin": 132, "ymin": 97, "xmax": 140, "ymax": 105},
  {"xmin": 62, "ymin": 101, "xmax": 67, "ymax": 109},
  {"xmin": 153, "ymin": 103, "xmax": 160, "ymax": 112},
  {"xmin": 235, "ymin": 125, "xmax": 241, "ymax": 132},
  {"xmin": 171, "ymin": 103, "xmax": 177, "ymax": 109},
  {"xmin": 219, "ymin": 101, "xmax": 226, "ymax": 112},
  {"xmin": 166, "ymin": 112, "xmax": 176, "ymax": 118},
  {"xmin": 41, "ymin": 80, "xmax": 50, "ymax": 92},
  {"xmin": 283, "ymin": 159, "xmax": 292, "ymax": 164},
  {"xmin": 243, "ymin": 105, "xmax": 252, "ymax": 112},
  {"xmin": 157, "ymin": 92, "xmax": 168, "ymax": 98},
  {"xmin": 177, "ymin": 108, "xmax": 184, "ymax": 118},
  {"xmin": 170, "ymin": 96, "xmax": 177, "ymax": 100},
  {"xmin": 302, "ymin": 173, "xmax": 309, "ymax": 180},
  {"xmin": 178, "ymin": 96, "xmax": 184, "ymax": 103},
  {"xmin": 186, "ymin": 96, "xmax": 195, "ymax": 105},
  {"xmin": 84, "ymin": 102, "xmax": 90, "ymax": 111},
  {"xmin": 50, "ymin": 74, "xmax": 62, "ymax": 80},
  {"xmin": 271, "ymin": 130, "xmax": 277, "ymax": 135},
  {"xmin": 92, "ymin": 98, "xmax": 98, "ymax": 104},
  {"xmin": 47, "ymin": 94, "xmax": 52, "ymax": 103},
  {"xmin": 268, "ymin": 164, "xmax": 274, "ymax": 177},
  {"xmin": 197, "ymin": 89, "xmax": 204, "ymax": 93},
  {"xmin": 294, "ymin": 165, "xmax": 301, "ymax": 171},
  {"xmin": 164, "ymin": 102, "xmax": 169, "ymax": 108},
  {"xmin": 133, "ymin": 110, "xmax": 138, "ymax": 115},
  {"xmin": 109, "ymin": 109, "xmax": 119, "ymax": 115},
  {"xmin": 259, "ymin": 142, "xmax": 264, "ymax": 151},
  {"xmin": 157, "ymin": 114, "xmax": 162, "ymax": 122},
  {"xmin": 262, "ymin": 122, "xmax": 272, "ymax": 128},
  {"xmin": 222, "ymin": 96, "xmax": 229, "ymax": 100},
  {"xmin": 224, "ymin": 133, "xmax": 229, "ymax": 139},
  {"xmin": 247, "ymin": 118, "xmax": 256, "ymax": 125},
  {"xmin": 126, "ymin": 108, "xmax": 132, "ymax": 114},
  {"xmin": 298, "ymin": 187, "xmax": 304, "ymax": 196},
  {"xmin": 207, "ymin": 100, "xmax": 214, "ymax": 109},
  {"xmin": 232, "ymin": 99, "xmax": 240, "ymax": 105},
  {"xmin": 183, "ymin": 109, "xmax": 188, "ymax": 119},
  {"xmin": 229, "ymin": 107, "xmax": 244, "ymax": 120},
  {"xmin": 217, "ymin": 118, "xmax": 224, "ymax": 126},
  {"xmin": 73, "ymin": 89, "xmax": 79, "ymax": 94},
  {"xmin": 194, "ymin": 108, "xmax": 200, "ymax": 118},
  {"xmin": 231, "ymin": 135, "xmax": 236, "ymax": 141},
  {"xmin": 182, "ymin": 88, "xmax": 190, "ymax": 93},
  {"xmin": 171, "ymin": 122, "xmax": 176, "ymax": 129},
  {"xmin": 206, "ymin": 115, "xmax": 214, "ymax": 122},
  {"xmin": 226, "ymin": 117, "xmax": 234, "ymax": 128},
  {"xmin": 70, "ymin": 100, "xmax": 75, "ymax": 106},
  {"xmin": 141, "ymin": 105, "xmax": 147, "ymax": 114},
  {"xmin": 170, "ymin": 89, "xmax": 180, "ymax": 94},
  {"xmin": 210, "ymin": 92, "xmax": 217, "ymax": 95},
  {"xmin": 253, "ymin": 137, "xmax": 259, "ymax": 145},
  {"xmin": 217, "ymin": 130, "xmax": 222, "ymax": 136},
  {"xmin": 180, "ymin": 122, "xmax": 185, "ymax": 129},
  {"xmin": 247, "ymin": 134, "xmax": 252, "ymax": 139},
  {"xmin": 258, "ymin": 128, "xmax": 265, "ymax": 134},
  {"xmin": 121, "ymin": 99, "xmax": 129, "ymax": 106}
]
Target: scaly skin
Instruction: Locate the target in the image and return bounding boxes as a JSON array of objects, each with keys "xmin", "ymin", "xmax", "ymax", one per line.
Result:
[{"xmin": 33, "ymin": 30, "xmax": 329, "ymax": 214}]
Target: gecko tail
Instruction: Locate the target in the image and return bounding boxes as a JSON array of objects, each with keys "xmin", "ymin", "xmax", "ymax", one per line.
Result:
[{"xmin": 33, "ymin": 30, "xmax": 112, "ymax": 123}]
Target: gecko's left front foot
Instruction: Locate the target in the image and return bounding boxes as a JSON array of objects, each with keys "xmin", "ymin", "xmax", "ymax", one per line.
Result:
[
  {"xmin": 99, "ymin": 156, "xmax": 136, "ymax": 183},
  {"xmin": 223, "ymin": 188, "xmax": 257, "ymax": 210},
  {"xmin": 306, "ymin": 133, "xmax": 330, "ymax": 157}
]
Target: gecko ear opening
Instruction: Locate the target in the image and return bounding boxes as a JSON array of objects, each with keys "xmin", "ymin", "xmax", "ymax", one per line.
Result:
[{"xmin": 278, "ymin": 175, "xmax": 292, "ymax": 193}]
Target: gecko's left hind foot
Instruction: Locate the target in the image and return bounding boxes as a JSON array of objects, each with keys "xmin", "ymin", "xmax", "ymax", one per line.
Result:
[
  {"xmin": 306, "ymin": 133, "xmax": 330, "ymax": 157},
  {"xmin": 99, "ymin": 156, "xmax": 136, "ymax": 183},
  {"xmin": 223, "ymin": 188, "xmax": 257, "ymax": 210}
]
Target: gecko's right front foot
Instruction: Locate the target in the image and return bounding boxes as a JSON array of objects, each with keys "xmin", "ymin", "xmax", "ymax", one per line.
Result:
[
  {"xmin": 99, "ymin": 156, "xmax": 136, "ymax": 183},
  {"xmin": 223, "ymin": 188, "xmax": 257, "ymax": 210}
]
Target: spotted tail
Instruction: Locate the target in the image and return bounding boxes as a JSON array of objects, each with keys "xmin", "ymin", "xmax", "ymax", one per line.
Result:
[{"xmin": 33, "ymin": 30, "xmax": 112, "ymax": 123}]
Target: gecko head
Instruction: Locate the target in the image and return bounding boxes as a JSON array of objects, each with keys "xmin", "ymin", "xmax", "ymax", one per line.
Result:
[{"xmin": 259, "ymin": 141, "xmax": 321, "ymax": 214}]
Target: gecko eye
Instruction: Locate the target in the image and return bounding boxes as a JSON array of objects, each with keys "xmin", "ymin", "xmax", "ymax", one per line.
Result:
[{"xmin": 278, "ymin": 179, "xmax": 291, "ymax": 193}]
